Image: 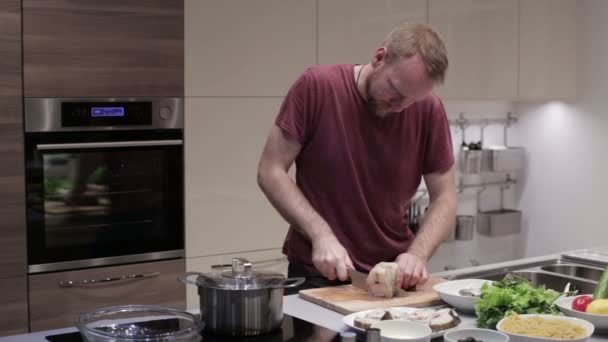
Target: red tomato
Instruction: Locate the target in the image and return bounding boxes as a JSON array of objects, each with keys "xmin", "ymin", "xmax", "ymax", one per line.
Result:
[{"xmin": 572, "ymin": 295, "xmax": 594, "ymax": 312}]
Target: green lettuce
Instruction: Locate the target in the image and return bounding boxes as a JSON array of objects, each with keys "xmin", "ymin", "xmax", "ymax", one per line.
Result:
[{"xmin": 475, "ymin": 274, "xmax": 563, "ymax": 329}]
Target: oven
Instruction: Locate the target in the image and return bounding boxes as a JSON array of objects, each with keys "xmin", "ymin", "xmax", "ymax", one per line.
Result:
[{"xmin": 24, "ymin": 97, "xmax": 184, "ymax": 274}]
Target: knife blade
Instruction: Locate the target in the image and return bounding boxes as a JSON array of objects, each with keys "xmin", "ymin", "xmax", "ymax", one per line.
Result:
[{"xmin": 346, "ymin": 268, "xmax": 370, "ymax": 291}]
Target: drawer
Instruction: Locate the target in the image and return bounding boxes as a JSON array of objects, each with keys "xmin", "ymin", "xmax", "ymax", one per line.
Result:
[
  {"xmin": 29, "ymin": 259, "xmax": 185, "ymax": 332},
  {"xmin": 0, "ymin": 277, "xmax": 28, "ymax": 336}
]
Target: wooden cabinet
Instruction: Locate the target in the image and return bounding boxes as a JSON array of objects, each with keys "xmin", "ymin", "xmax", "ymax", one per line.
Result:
[
  {"xmin": 0, "ymin": 1, "xmax": 28, "ymax": 337},
  {"xmin": 0, "ymin": 0, "xmax": 26, "ymax": 281},
  {"xmin": 317, "ymin": 0, "xmax": 427, "ymax": 64},
  {"xmin": 186, "ymin": 249, "xmax": 287, "ymax": 309},
  {"xmin": 519, "ymin": 0, "xmax": 576, "ymax": 100},
  {"xmin": 184, "ymin": 98, "xmax": 288, "ymax": 258},
  {"xmin": 23, "ymin": 0, "xmax": 184, "ymax": 97},
  {"xmin": 29, "ymin": 259, "xmax": 186, "ymax": 332},
  {"xmin": 429, "ymin": 0, "xmax": 519, "ymax": 99},
  {"xmin": 185, "ymin": 0, "xmax": 316, "ymax": 96},
  {"xmin": 0, "ymin": 277, "xmax": 28, "ymax": 336}
]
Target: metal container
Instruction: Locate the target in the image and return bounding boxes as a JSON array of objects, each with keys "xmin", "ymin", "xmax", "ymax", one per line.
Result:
[
  {"xmin": 179, "ymin": 257, "xmax": 304, "ymax": 336},
  {"xmin": 477, "ymin": 209, "xmax": 522, "ymax": 236}
]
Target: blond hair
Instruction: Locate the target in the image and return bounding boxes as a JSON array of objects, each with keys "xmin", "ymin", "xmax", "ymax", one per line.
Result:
[{"xmin": 384, "ymin": 23, "xmax": 448, "ymax": 84}]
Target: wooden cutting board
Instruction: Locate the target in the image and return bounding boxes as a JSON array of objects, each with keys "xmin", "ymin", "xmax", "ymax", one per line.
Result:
[{"xmin": 298, "ymin": 277, "xmax": 447, "ymax": 315}]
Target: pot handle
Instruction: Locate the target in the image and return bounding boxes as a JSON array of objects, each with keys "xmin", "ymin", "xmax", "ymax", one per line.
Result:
[
  {"xmin": 178, "ymin": 271, "xmax": 204, "ymax": 286},
  {"xmin": 274, "ymin": 277, "xmax": 305, "ymax": 289}
]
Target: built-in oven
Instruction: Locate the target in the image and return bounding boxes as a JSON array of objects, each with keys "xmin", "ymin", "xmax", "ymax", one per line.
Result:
[{"xmin": 24, "ymin": 97, "xmax": 184, "ymax": 274}]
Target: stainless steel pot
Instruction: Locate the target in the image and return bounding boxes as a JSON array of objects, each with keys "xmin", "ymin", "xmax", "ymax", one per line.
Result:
[{"xmin": 179, "ymin": 257, "xmax": 304, "ymax": 336}]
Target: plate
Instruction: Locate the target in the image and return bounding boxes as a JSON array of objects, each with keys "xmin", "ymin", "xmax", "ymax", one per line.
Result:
[
  {"xmin": 342, "ymin": 307, "xmax": 461, "ymax": 338},
  {"xmin": 555, "ymin": 294, "xmax": 608, "ymax": 331},
  {"xmin": 432, "ymin": 279, "xmax": 494, "ymax": 313}
]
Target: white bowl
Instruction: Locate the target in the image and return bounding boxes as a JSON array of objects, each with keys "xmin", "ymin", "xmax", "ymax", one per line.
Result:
[
  {"xmin": 371, "ymin": 320, "xmax": 433, "ymax": 342},
  {"xmin": 444, "ymin": 328, "xmax": 510, "ymax": 342},
  {"xmin": 496, "ymin": 314, "xmax": 594, "ymax": 342},
  {"xmin": 433, "ymin": 279, "xmax": 493, "ymax": 313},
  {"xmin": 556, "ymin": 295, "xmax": 608, "ymax": 332}
]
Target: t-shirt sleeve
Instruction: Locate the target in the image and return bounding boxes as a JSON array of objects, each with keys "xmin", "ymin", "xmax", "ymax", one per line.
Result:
[
  {"xmin": 275, "ymin": 68, "xmax": 318, "ymax": 145},
  {"xmin": 422, "ymin": 96, "xmax": 455, "ymax": 175}
]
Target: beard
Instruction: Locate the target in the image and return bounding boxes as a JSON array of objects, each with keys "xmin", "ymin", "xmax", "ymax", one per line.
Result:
[{"xmin": 364, "ymin": 72, "xmax": 397, "ymax": 118}]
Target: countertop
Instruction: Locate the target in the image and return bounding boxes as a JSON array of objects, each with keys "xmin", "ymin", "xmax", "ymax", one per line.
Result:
[{"xmin": 3, "ymin": 249, "xmax": 608, "ymax": 341}]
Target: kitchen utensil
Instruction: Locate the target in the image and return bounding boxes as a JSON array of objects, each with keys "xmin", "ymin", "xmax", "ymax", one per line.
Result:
[
  {"xmin": 444, "ymin": 328, "xmax": 510, "ymax": 342},
  {"xmin": 342, "ymin": 306, "xmax": 459, "ymax": 339},
  {"xmin": 555, "ymin": 294, "xmax": 608, "ymax": 332},
  {"xmin": 298, "ymin": 277, "xmax": 446, "ymax": 315},
  {"xmin": 371, "ymin": 320, "xmax": 432, "ymax": 342},
  {"xmin": 432, "ymin": 279, "xmax": 494, "ymax": 313},
  {"xmin": 496, "ymin": 314, "xmax": 593, "ymax": 342},
  {"xmin": 179, "ymin": 257, "xmax": 304, "ymax": 336},
  {"xmin": 347, "ymin": 268, "xmax": 370, "ymax": 291},
  {"xmin": 76, "ymin": 305, "xmax": 203, "ymax": 342}
]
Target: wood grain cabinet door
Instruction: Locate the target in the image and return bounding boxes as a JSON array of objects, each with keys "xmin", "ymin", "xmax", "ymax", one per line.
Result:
[
  {"xmin": 0, "ymin": 277, "xmax": 28, "ymax": 336},
  {"xmin": 29, "ymin": 259, "xmax": 186, "ymax": 332},
  {"xmin": 0, "ymin": 0, "xmax": 27, "ymax": 279},
  {"xmin": 23, "ymin": 0, "xmax": 184, "ymax": 97}
]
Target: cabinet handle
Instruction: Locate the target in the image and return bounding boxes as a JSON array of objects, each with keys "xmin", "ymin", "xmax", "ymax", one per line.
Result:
[
  {"xmin": 211, "ymin": 257, "xmax": 287, "ymax": 269},
  {"xmin": 58, "ymin": 272, "xmax": 160, "ymax": 288}
]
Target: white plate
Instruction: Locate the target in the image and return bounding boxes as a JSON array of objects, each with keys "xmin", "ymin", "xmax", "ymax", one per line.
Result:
[
  {"xmin": 432, "ymin": 279, "xmax": 494, "ymax": 313},
  {"xmin": 342, "ymin": 307, "xmax": 461, "ymax": 338},
  {"xmin": 555, "ymin": 294, "xmax": 608, "ymax": 331}
]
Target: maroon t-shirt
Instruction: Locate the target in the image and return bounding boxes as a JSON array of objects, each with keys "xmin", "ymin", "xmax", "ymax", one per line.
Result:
[{"xmin": 275, "ymin": 64, "xmax": 454, "ymax": 273}]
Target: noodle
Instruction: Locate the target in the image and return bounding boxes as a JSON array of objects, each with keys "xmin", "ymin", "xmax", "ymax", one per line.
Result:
[{"xmin": 501, "ymin": 314, "xmax": 587, "ymax": 339}]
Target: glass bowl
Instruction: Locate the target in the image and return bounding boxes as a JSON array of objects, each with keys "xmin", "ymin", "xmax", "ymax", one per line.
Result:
[{"xmin": 76, "ymin": 305, "xmax": 203, "ymax": 341}]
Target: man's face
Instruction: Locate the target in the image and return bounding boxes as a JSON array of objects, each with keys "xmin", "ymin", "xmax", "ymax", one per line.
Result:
[{"xmin": 365, "ymin": 52, "xmax": 435, "ymax": 117}]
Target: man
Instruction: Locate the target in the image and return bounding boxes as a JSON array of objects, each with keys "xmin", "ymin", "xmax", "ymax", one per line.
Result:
[{"xmin": 257, "ymin": 23, "xmax": 457, "ymax": 292}]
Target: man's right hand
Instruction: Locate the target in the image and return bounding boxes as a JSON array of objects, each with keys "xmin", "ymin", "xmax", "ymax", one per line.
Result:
[{"xmin": 311, "ymin": 233, "xmax": 354, "ymax": 281}]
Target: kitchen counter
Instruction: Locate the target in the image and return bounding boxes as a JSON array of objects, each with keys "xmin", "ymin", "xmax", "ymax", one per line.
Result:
[{"xmin": 2, "ymin": 249, "xmax": 607, "ymax": 341}]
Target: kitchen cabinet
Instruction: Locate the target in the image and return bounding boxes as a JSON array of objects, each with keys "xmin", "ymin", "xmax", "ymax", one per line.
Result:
[
  {"xmin": 29, "ymin": 259, "xmax": 186, "ymax": 332},
  {"xmin": 185, "ymin": 0, "xmax": 315, "ymax": 96},
  {"xmin": 186, "ymin": 249, "xmax": 287, "ymax": 309},
  {"xmin": 23, "ymin": 0, "xmax": 184, "ymax": 97},
  {"xmin": 317, "ymin": 0, "xmax": 427, "ymax": 64},
  {"xmin": 0, "ymin": 1, "xmax": 27, "ymax": 336},
  {"xmin": 518, "ymin": 0, "xmax": 576, "ymax": 100},
  {"xmin": 185, "ymin": 98, "xmax": 289, "ymax": 258},
  {"xmin": 0, "ymin": 0, "xmax": 26, "ymax": 281},
  {"xmin": 428, "ymin": 0, "xmax": 519, "ymax": 99},
  {"xmin": 0, "ymin": 277, "xmax": 28, "ymax": 336}
]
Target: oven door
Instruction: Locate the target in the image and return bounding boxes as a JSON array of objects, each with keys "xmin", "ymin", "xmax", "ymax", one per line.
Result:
[{"xmin": 25, "ymin": 130, "xmax": 184, "ymax": 273}]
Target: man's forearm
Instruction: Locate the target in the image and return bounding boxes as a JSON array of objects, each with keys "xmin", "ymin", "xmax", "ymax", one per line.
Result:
[
  {"xmin": 408, "ymin": 192, "xmax": 457, "ymax": 261},
  {"xmin": 257, "ymin": 167, "xmax": 333, "ymax": 242}
]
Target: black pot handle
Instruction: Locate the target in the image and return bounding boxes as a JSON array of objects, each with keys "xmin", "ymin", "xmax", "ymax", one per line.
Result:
[
  {"xmin": 273, "ymin": 277, "xmax": 305, "ymax": 289},
  {"xmin": 178, "ymin": 271, "xmax": 204, "ymax": 286}
]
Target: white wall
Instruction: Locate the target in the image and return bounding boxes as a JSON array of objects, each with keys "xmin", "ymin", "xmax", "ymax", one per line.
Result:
[{"xmin": 508, "ymin": 0, "xmax": 608, "ymax": 257}]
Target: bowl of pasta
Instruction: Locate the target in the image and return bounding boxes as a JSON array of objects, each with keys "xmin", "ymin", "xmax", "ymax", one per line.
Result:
[{"xmin": 496, "ymin": 314, "xmax": 594, "ymax": 342}]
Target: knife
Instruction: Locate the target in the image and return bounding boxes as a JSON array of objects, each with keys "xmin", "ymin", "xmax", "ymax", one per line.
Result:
[
  {"xmin": 347, "ymin": 267, "xmax": 416, "ymax": 295},
  {"xmin": 347, "ymin": 268, "xmax": 370, "ymax": 291}
]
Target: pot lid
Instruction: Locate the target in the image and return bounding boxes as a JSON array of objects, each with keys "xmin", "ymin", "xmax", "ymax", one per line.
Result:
[{"xmin": 196, "ymin": 257, "xmax": 286, "ymax": 290}]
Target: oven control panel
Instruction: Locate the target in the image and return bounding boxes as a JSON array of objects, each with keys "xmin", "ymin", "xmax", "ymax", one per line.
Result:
[{"xmin": 62, "ymin": 102, "xmax": 153, "ymax": 127}]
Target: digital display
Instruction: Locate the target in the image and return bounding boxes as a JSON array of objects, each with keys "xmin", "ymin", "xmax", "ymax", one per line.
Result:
[{"xmin": 91, "ymin": 107, "xmax": 125, "ymax": 117}]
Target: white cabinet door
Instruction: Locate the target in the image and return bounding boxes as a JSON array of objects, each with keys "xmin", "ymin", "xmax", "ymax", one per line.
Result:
[
  {"xmin": 186, "ymin": 249, "xmax": 288, "ymax": 309},
  {"xmin": 429, "ymin": 0, "xmax": 519, "ymax": 99},
  {"xmin": 184, "ymin": 98, "xmax": 288, "ymax": 258},
  {"xmin": 519, "ymin": 0, "xmax": 576, "ymax": 101},
  {"xmin": 318, "ymin": 0, "xmax": 427, "ymax": 64},
  {"xmin": 185, "ymin": 0, "xmax": 316, "ymax": 96}
]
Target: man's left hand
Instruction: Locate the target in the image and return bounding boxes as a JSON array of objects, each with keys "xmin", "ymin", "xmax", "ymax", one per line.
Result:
[{"xmin": 395, "ymin": 252, "xmax": 429, "ymax": 289}]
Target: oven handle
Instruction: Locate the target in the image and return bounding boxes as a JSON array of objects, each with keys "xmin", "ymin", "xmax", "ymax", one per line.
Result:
[
  {"xmin": 58, "ymin": 272, "xmax": 161, "ymax": 288},
  {"xmin": 36, "ymin": 140, "xmax": 183, "ymax": 150}
]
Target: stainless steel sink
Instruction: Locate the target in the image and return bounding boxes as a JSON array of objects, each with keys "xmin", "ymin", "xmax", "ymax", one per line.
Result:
[
  {"xmin": 540, "ymin": 264, "xmax": 605, "ymax": 282},
  {"xmin": 449, "ymin": 258, "xmax": 599, "ymax": 294}
]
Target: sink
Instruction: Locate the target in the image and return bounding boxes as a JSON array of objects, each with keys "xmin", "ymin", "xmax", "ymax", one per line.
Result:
[
  {"xmin": 540, "ymin": 264, "xmax": 605, "ymax": 282},
  {"xmin": 449, "ymin": 258, "xmax": 599, "ymax": 294}
]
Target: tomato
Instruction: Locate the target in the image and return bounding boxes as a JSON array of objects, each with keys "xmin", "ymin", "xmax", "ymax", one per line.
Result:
[{"xmin": 572, "ymin": 295, "xmax": 594, "ymax": 312}]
